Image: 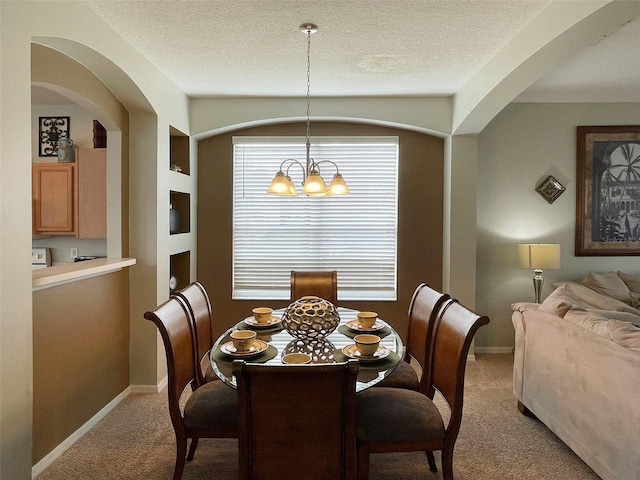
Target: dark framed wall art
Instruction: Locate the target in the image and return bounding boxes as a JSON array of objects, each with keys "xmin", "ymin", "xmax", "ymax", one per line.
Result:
[
  {"xmin": 576, "ymin": 125, "xmax": 640, "ymax": 256},
  {"xmin": 39, "ymin": 116, "xmax": 70, "ymax": 157}
]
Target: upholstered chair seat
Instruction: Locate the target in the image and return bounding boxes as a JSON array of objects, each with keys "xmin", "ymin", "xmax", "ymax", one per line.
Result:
[
  {"xmin": 375, "ymin": 361, "xmax": 419, "ymax": 390},
  {"xmin": 183, "ymin": 381, "xmax": 237, "ymax": 430},
  {"xmin": 356, "ymin": 387, "xmax": 444, "ymax": 444}
]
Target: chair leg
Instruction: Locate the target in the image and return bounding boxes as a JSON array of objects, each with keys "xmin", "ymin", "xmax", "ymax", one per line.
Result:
[
  {"xmin": 356, "ymin": 445, "xmax": 370, "ymax": 480},
  {"xmin": 187, "ymin": 437, "xmax": 199, "ymax": 461},
  {"xmin": 426, "ymin": 451, "xmax": 437, "ymax": 473},
  {"xmin": 173, "ymin": 434, "xmax": 187, "ymax": 480},
  {"xmin": 441, "ymin": 444, "xmax": 455, "ymax": 480}
]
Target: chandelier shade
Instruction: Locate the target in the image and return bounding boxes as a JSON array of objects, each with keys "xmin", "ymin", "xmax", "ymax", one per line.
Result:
[
  {"xmin": 267, "ymin": 171, "xmax": 298, "ymax": 196},
  {"xmin": 266, "ymin": 23, "xmax": 350, "ymax": 197}
]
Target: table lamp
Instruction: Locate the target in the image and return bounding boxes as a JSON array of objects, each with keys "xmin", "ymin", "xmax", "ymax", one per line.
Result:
[{"xmin": 518, "ymin": 243, "xmax": 561, "ymax": 303}]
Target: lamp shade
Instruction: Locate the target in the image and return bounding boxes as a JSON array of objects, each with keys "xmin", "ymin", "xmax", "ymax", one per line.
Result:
[
  {"xmin": 267, "ymin": 172, "xmax": 297, "ymax": 196},
  {"xmin": 518, "ymin": 244, "xmax": 561, "ymax": 270},
  {"xmin": 302, "ymin": 172, "xmax": 328, "ymax": 196},
  {"xmin": 328, "ymin": 173, "xmax": 350, "ymax": 195}
]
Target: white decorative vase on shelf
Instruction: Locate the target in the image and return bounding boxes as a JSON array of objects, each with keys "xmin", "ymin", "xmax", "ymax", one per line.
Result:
[
  {"xmin": 57, "ymin": 138, "xmax": 75, "ymax": 163},
  {"xmin": 282, "ymin": 296, "xmax": 340, "ymax": 340}
]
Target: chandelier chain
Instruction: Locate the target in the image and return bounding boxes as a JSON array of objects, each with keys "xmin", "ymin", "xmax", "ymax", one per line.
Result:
[{"xmin": 305, "ymin": 26, "xmax": 312, "ymax": 173}]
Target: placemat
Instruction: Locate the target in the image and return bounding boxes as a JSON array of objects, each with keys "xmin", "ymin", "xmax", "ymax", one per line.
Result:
[
  {"xmin": 337, "ymin": 324, "xmax": 392, "ymax": 339},
  {"xmin": 333, "ymin": 349, "xmax": 400, "ymax": 371},
  {"xmin": 211, "ymin": 344, "xmax": 278, "ymax": 364},
  {"xmin": 236, "ymin": 321, "xmax": 284, "ymax": 334}
]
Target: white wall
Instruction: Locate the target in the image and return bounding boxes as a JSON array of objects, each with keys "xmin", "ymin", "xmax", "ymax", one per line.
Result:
[{"xmin": 476, "ymin": 102, "xmax": 640, "ymax": 350}]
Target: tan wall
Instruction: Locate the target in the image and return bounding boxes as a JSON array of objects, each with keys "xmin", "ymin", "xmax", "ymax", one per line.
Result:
[
  {"xmin": 197, "ymin": 122, "xmax": 444, "ymax": 341},
  {"xmin": 32, "ymin": 270, "xmax": 130, "ymax": 463}
]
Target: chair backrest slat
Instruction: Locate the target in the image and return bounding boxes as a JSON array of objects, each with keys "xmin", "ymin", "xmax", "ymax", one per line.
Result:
[
  {"xmin": 144, "ymin": 297, "xmax": 197, "ymax": 423},
  {"xmin": 290, "ymin": 270, "xmax": 338, "ymax": 305},
  {"xmin": 405, "ymin": 283, "xmax": 450, "ymax": 393},
  {"xmin": 430, "ymin": 301, "xmax": 489, "ymax": 436},
  {"xmin": 234, "ymin": 360, "xmax": 358, "ymax": 480},
  {"xmin": 175, "ymin": 282, "xmax": 213, "ymax": 386}
]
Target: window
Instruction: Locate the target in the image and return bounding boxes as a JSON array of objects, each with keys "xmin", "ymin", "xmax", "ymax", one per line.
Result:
[{"xmin": 232, "ymin": 136, "xmax": 398, "ymax": 301}]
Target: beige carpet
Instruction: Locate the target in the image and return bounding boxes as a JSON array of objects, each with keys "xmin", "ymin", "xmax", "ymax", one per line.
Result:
[{"xmin": 36, "ymin": 354, "xmax": 599, "ymax": 479}]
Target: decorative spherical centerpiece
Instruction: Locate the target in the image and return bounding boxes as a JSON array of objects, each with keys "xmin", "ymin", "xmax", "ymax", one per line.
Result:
[
  {"xmin": 282, "ymin": 296, "xmax": 340, "ymax": 340},
  {"xmin": 283, "ymin": 339, "xmax": 337, "ymax": 364}
]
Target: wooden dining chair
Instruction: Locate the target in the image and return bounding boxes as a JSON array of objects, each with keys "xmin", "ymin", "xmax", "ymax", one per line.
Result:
[
  {"xmin": 355, "ymin": 300, "xmax": 490, "ymax": 480},
  {"xmin": 290, "ymin": 270, "xmax": 338, "ymax": 305},
  {"xmin": 233, "ymin": 359, "xmax": 359, "ymax": 480},
  {"xmin": 144, "ymin": 296, "xmax": 237, "ymax": 480},
  {"xmin": 374, "ymin": 283, "xmax": 450, "ymax": 391},
  {"xmin": 175, "ymin": 281, "xmax": 217, "ymax": 387}
]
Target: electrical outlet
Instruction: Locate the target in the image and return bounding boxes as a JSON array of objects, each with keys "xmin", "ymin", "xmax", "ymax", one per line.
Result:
[{"xmin": 70, "ymin": 248, "xmax": 78, "ymax": 259}]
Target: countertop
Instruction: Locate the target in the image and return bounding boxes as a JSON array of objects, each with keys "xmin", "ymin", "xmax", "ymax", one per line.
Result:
[{"xmin": 33, "ymin": 257, "xmax": 136, "ymax": 290}]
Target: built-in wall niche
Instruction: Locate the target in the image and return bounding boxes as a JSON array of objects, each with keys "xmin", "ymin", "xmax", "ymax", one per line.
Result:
[
  {"xmin": 169, "ymin": 190, "xmax": 190, "ymax": 235},
  {"xmin": 170, "ymin": 250, "xmax": 190, "ymax": 294},
  {"xmin": 170, "ymin": 126, "xmax": 189, "ymax": 175}
]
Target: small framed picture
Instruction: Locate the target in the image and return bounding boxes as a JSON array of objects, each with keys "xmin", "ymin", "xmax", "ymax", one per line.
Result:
[
  {"xmin": 535, "ymin": 175, "xmax": 565, "ymax": 204},
  {"xmin": 39, "ymin": 116, "xmax": 70, "ymax": 157}
]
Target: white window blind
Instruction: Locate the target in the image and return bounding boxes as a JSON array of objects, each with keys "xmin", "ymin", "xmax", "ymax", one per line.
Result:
[{"xmin": 232, "ymin": 136, "xmax": 398, "ymax": 301}]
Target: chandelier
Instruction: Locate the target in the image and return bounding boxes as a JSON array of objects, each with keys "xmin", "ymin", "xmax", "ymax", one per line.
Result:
[{"xmin": 267, "ymin": 23, "xmax": 350, "ymax": 197}]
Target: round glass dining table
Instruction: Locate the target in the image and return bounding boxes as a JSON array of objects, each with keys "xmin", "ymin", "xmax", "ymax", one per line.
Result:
[{"xmin": 210, "ymin": 307, "xmax": 405, "ymax": 392}]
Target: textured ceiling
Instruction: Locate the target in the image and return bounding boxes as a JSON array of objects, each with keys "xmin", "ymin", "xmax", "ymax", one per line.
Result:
[
  {"xmin": 85, "ymin": 0, "xmax": 552, "ymax": 97},
  {"xmin": 34, "ymin": 1, "xmax": 640, "ymax": 103}
]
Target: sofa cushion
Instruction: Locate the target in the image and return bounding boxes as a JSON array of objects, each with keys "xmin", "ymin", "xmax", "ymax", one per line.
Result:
[
  {"xmin": 618, "ymin": 271, "xmax": 640, "ymax": 294},
  {"xmin": 582, "ymin": 271, "xmax": 631, "ymax": 304},
  {"xmin": 629, "ymin": 292, "xmax": 640, "ymax": 310},
  {"xmin": 608, "ymin": 320, "xmax": 640, "ymax": 351},
  {"xmin": 563, "ymin": 308, "xmax": 611, "ymax": 338},
  {"xmin": 588, "ymin": 309, "xmax": 640, "ymax": 326},
  {"xmin": 541, "ymin": 284, "xmax": 590, "ymax": 317},
  {"xmin": 561, "ymin": 281, "xmax": 639, "ymax": 314}
]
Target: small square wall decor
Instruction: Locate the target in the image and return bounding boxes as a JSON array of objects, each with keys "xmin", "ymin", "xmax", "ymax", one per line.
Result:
[
  {"xmin": 536, "ymin": 175, "xmax": 565, "ymax": 204},
  {"xmin": 39, "ymin": 116, "xmax": 70, "ymax": 157}
]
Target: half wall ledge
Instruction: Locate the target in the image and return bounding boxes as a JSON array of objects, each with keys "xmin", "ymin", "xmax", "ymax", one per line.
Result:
[{"xmin": 33, "ymin": 258, "xmax": 136, "ymax": 291}]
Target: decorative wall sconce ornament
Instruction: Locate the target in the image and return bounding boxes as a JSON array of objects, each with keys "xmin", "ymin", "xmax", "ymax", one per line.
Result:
[
  {"xmin": 39, "ymin": 116, "xmax": 70, "ymax": 157},
  {"xmin": 536, "ymin": 175, "xmax": 565, "ymax": 204}
]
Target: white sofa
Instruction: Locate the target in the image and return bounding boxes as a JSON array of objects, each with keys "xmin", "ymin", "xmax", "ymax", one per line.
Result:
[{"xmin": 512, "ymin": 272, "xmax": 640, "ymax": 480}]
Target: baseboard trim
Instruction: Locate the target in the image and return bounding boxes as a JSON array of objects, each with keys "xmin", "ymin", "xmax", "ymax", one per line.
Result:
[
  {"xmin": 130, "ymin": 375, "xmax": 167, "ymax": 394},
  {"xmin": 32, "ymin": 386, "xmax": 131, "ymax": 478},
  {"xmin": 474, "ymin": 347, "xmax": 514, "ymax": 354}
]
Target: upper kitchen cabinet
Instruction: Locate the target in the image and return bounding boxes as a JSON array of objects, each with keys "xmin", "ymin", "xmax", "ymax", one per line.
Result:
[
  {"xmin": 33, "ymin": 163, "xmax": 75, "ymax": 234},
  {"xmin": 32, "ymin": 148, "xmax": 107, "ymax": 238},
  {"xmin": 76, "ymin": 148, "xmax": 107, "ymax": 238}
]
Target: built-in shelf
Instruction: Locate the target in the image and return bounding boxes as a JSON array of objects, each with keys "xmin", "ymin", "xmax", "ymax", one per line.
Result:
[
  {"xmin": 169, "ymin": 190, "xmax": 190, "ymax": 235},
  {"xmin": 170, "ymin": 126, "xmax": 189, "ymax": 175},
  {"xmin": 170, "ymin": 250, "xmax": 190, "ymax": 294}
]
